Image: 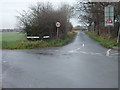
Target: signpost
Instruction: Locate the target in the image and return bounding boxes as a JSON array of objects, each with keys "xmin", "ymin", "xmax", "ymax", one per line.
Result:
[
  {"xmin": 56, "ymin": 22, "xmax": 61, "ymax": 37},
  {"xmin": 104, "ymin": 5, "xmax": 114, "ymax": 40},
  {"xmin": 117, "ymin": 28, "xmax": 120, "ymax": 43},
  {"xmin": 105, "ymin": 5, "xmax": 114, "ymax": 27}
]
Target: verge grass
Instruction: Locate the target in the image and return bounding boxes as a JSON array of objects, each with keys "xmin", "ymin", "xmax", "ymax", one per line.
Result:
[
  {"xmin": 2, "ymin": 32, "xmax": 76, "ymax": 49},
  {"xmin": 85, "ymin": 31, "xmax": 120, "ymax": 48}
]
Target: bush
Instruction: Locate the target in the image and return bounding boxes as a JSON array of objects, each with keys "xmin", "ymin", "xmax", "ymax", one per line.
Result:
[{"xmin": 17, "ymin": 2, "xmax": 73, "ymax": 39}]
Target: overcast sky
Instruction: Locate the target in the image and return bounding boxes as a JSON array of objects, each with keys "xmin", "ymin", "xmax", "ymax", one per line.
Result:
[{"xmin": 0, "ymin": 0, "xmax": 82, "ymax": 29}]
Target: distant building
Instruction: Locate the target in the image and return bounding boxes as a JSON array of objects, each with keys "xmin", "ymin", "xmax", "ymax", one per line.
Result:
[
  {"xmin": 73, "ymin": 26, "xmax": 88, "ymax": 30},
  {"xmin": 73, "ymin": 26, "xmax": 81, "ymax": 30}
]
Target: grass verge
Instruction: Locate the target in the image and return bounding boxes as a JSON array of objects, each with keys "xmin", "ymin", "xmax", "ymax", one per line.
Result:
[
  {"xmin": 2, "ymin": 31, "xmax": 76, "ymax": 49},
  {"xmin": 85, "ymin": 31, "xmax": 120, "ymax": 48}
]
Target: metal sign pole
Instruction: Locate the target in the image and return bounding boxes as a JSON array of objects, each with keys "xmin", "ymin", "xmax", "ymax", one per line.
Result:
[
  {"xmin": 117, "ymin": 15, "xmax": 120, "ymax": 43},
  {"xmin": 93, "ymin": 24, "xmax": 94, "ymax": 32},
  {"xmin": 117, "ymin": 27, "xmax": 120, "ymax": 43},
  {"xmin": 57, "ymin": 28, "xmax": 59, "ymax": 37},
  {"xmin": 92, "ymin": 22, "xmax": 94, "ymax": 33},
  {"xmin": 108, "ymin": 26, "xmax": 110, "ymax": 40}
]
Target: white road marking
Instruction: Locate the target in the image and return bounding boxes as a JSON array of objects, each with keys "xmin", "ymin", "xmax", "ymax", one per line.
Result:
[
  {"xmin": 82, "ymin": 44, "xmax": 85, "ymax": 47},
  {"xmin": 80, "ymin": 51, "xmax": 88, "ymax": 54},
  {"xmin": 68, "ymin": 50, "xmax": 75, "ymax": 53},
  {"xmin": 95, "ymin": 53, "xmax": 102, "ymax": 55},
  {"xmin": 68, "ymin": 43, "xmax": 85, "ymax": 53},
  {"xmin": 67, "ymin": 49, "xmax": 115, "ymax": 57},
  {"xmin": 111, "ymin": 53, "xmax": 119, "ymax": 56},
  {"xmin": 3, "ymin": 61, "xmax": 7, "ymax": 63},
  {"xmin": 68, "ymin": 48, "xmax": 81, "ymax": 53},
  {"xmin": 106, "ymin": 49, "xmax": 111, "ymax": 56},
  {"xmin": 76, "ymin": 48, "xmax": 81, "ymax": 50}
]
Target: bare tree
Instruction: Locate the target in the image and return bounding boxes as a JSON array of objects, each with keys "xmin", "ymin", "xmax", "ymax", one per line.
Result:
[
  {"xmin": 75, "ymin": 1, "xmax": 119, "ymax": 37},
  {"xmin": 17, "ymin": 2, "xmax": 73, "ymax": 39}
]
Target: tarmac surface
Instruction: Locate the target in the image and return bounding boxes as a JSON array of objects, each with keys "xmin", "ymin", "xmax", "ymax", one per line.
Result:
[{"xmin": 2, "ymin": 32, "xmax": 118, "ymax": 88}]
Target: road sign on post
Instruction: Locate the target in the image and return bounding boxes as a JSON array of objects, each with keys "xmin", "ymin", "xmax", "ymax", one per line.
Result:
[
  {"xmin": 105, "ymin": 5, "xmax": 114, "ymax": 27},
  {"xmin": 56, "ymin": 22, "xmax": 61, "ymax": 28},
  {"xmin": 56, "ymin": 22, "xmax": 61, "ymax": 37},
  {"xmin": 104, "ymin": 5, "xmax": 114, "ymax": 40}
]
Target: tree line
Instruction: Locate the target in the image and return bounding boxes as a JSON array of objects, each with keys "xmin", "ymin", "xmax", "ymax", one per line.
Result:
[{"xmin": 75, "ymin": 1, "xmax": 120, "ymax": 38}]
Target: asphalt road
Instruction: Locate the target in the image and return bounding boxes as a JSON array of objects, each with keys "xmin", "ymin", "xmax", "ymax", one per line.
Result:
[{"xmin": 2, "ymin": 32, "xmax": 118, "ymax": 88}]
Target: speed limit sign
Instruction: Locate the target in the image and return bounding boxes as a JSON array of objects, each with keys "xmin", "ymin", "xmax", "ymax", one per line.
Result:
[{"xmin": 56, "ymin": 22, "xmax": 61, "ymax": 28}]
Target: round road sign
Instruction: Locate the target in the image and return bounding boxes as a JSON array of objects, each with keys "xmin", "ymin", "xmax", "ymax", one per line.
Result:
[{"xmin": 56, "ymin": 22, "xmax": 61, "ymax": 28}]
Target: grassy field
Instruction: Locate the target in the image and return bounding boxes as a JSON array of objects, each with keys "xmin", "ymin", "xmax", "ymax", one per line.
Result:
[
  {"xmin": 2, "ymin": 32, "xmax": 27, "ymax": 49},
  {"xmin": 85, "ymin": 31, "xmax": 120, "ymax": 48},
  {"xmin": 2, "ymin": 32, "xmax": 26, "ymax": 42},
  {"xmin": 1, "ymin": 32, "xmax": 76, "ymax": 49}
]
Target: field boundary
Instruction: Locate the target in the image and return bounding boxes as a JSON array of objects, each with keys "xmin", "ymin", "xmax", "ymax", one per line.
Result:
[{"xmin": 2, "ymin": 32, "xmax": 76, "ymax": 49}]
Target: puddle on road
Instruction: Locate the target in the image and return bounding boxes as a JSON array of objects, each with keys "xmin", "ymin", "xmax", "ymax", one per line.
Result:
[
  {"xmin": 35, "ymin": 52, "xmax": 54, "ymax": 56},
  {"xmin": 27, "ymin": 48, "xmax": 119, "ymax": 58}
]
